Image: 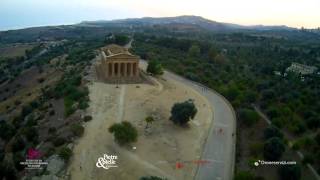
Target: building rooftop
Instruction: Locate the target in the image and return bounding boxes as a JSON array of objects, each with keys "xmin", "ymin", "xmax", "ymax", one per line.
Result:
[
  {"xmin": 102, "ymin": 44, "xmax": 129, "ymax": 56},
  {"xmin": 286, "ymin": 62, "xmax": 318, "ymax": 75}
]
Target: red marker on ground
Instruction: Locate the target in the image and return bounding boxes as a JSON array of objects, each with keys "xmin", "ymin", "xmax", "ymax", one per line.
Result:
[{"xmin": 176, "ymin": 162, "xmax": 184, "ymax": 169}]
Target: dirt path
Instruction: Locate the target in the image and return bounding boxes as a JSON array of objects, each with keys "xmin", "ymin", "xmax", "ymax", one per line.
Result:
[{"xmin": 118, "ymin": 85, "xmax": 126, "ymax": 122}]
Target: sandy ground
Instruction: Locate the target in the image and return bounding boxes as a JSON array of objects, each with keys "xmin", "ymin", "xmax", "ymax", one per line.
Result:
[{"xmin": 67, "ymin": 75, "xmax": 212, "ymax": 180}]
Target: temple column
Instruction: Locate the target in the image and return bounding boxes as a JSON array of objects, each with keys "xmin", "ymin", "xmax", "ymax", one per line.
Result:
[
  {"xmin": 106, "ymin": 62, "xmax": 109, "ymax": 77},
  {"xmin": 134, "ymin": 63, "xmax": 137, "ymax": 77},
  {"xmin": 117, "ymin": 63, "xmax": 121, "ymax": 77},
  {"xmin": 111, "ymin": 63, "xmax": 114, "ymax": 77},
  {"xmin": 131, "ymin": 63, "xmax": 134, "ymax": 77},
  {"xmin": 124, "ymin": 62, "xmax": 127, "ymax": 77}
]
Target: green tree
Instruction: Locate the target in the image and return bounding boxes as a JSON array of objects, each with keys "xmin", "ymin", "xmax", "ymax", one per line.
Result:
[
  {"xmin": 214, "ymin": 54, "xmax": 227, "ymax": 64},
  {"xmin": 238, "ymin": 108, "xmax": 260, "ymax": 127},
  {"xmin": 11, "ymin": 136, "xmax": 25, "ymax": 152},
  {"xmin": 315, "ymin": 132, "xmax": 320, "ymax": 145},
  {"xmin": 224, "ymin": 85, "xmax": 240, "ymax": 101},
  {"xmin": 22, "ymin": 127, "xmax": 38, "ymax": 144},
  {"xmin": 147, "ymin": 60, "xmax": 163, "ymax": 75},
  {"xmin": 302, "ymin": 153, "xmax": 314, "ymax": 165},
  {"xmin": 0, "ymin": 121, "xmax": 15, "ymax": 141},
  {"xmin": 170, "ymin": 99, "xmax": 197, "ymax": 125},
  {"xmin": 71, "ymin": 123, "xmax": 84, "ymax": 137},
  {"xmin": 109, "ymin": 121, "xmax": 138, "ymax": 145},
  {"xmin": 0, "ymin": 161, "xmax": 17, "ymax": 180},
  {"xmin": 264, "ymin": 125, "xmax": 283, "ymax": 140},
  {"xmin": 114, "ymin": 35, "xmax": 130, "ymax": 46},
  {"xmin": 208, "ymin": 46, "xmax": 218, "ymax": 60},
  {"xmin": 59, "ymin": 147, "xmax": 72, "ymax": 161},
  {"xmin": 278, "ymin": 164, "xmax": 301, "ymax": 180},
  {"xmin": 234, "ymin": 170, "xmax": 255, "ymax": 180},
  {"xmin": 263, "ymin": 137, "xmax": 285, "ymax": 160},
  {"xmin": 188, "ymin": 44, "xmax": 200, "ymax": 57}
]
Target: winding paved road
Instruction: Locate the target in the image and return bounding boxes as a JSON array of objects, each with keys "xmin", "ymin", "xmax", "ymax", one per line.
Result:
[{"xmin": 140, "ymin": 60, "xmax": 236, "ymax": 180}]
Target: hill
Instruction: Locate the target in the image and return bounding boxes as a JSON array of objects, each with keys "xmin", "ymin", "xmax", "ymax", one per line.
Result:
[{"xmin": 79, "ymin": 15, "xmax": 296, "ymax": 31}]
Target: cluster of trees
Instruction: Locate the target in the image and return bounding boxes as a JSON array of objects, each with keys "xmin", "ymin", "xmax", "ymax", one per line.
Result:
[
  {"xmin": 0, "ymin": 38, "xmax": 104, "ymax": 179},
  {"xmin": 25, "ymin": 44, "xmax": 43, "ymax": 59},
  {"xmin": 132, "ymin": 31, "xmax": 320, "ymax": 177},
  {"xmin": 105, "ymin": 34, "xmax": 130, "ymax": 46},
  {"xmin": 0, "ymin": 100, "xmax": 41, "ymax": 179},
  {"xmin": 147, "ymin": 60, "xmax": 163, "ymax": 75},
  {"xmin": 45, "ymin": 70, "xmax": 89, "ymax": 117},
  {"xmin": 132, "ymin": 32, "xmax": 320, "ymax": 131}
]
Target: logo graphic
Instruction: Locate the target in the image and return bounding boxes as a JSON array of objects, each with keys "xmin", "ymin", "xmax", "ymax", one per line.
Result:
[
  {"xmin": 27, "ymin": 148, "xmax": 41, "ymax": 159},
  {"xmin": 96, "ymin": 154, "xmax": 118, "ymax": 169},
  {"xmin": 20, "ymin": 148, "xmax": 48, "ymax": 169}
]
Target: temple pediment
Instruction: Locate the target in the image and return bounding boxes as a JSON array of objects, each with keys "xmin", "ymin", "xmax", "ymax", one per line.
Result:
[{"xmin": 106, "ymin": 53, "xmax": 139, "ymax": 61}]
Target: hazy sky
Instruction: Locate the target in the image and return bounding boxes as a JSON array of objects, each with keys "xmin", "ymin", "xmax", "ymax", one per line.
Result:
[{"xmin": 1, "ymin": 0, "xmax": 319, "ymax": 31}]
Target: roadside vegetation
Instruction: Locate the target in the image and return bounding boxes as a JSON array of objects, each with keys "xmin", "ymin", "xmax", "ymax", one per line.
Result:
[{"xmin": 147, "ymin": 60, "xmax": 164, "ymax": 75}]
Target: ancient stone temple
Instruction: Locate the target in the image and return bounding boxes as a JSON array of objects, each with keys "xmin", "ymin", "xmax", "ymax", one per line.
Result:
[{"xmin": 95, "ymin": 44, "xmax": 140, "ymax": 83}]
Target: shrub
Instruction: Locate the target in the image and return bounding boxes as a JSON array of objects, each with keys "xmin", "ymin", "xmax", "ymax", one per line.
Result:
[
  {"xmin": 0, "ymin": 121, "xmax": 15, "ymax": 141},
  {"xmin": 302, "ymin": 153, "xmax": 314, "ymax": 165},
  {"xmin": 238, "ymin": 108, "xmax": 260, "ymax": 127},
  {"xmin": 249, "ymin": 142, "xmax": 263, "ymax": 157},
  {"xmin": 0, "ymin": 161, "xmax": 17, "ymax": 180},
  {"xmin": 224, "ymin": 86, "xmax": 240, "ymax": 101},
  {"xmin": 37, "ymin": 78, "xmax": 45, "ymax": 83},
  {"xmin": 64, "ymin": 97, "xmax": 75, "ymax": 117},
  {"xmin": 48, "ymin": 127, "xmax": 57, "ymax": 134},
  {"xmin": 264, "ymin": 125, "xmax": 283, "ymax": 140},
  {"xmin": 263, "ymin": 137, "xmax": 285, "ymax": 161},
  {"xmin": 140, "ymin": 176, "xmax": 166, "ymax": 180},
  {"xmin": 78, "ymin": 99, "xmax": 89, "ymax": 109},
  {"xmin": 13, "ymin": 152, "xmax": 25, "ymax": 171},
  {"xmin": 29, "ymin": 100, "xmax": 39, "ymax": 109},
  {"xmin": 21, "ymin": 105, "xmax": 33, "ymax": 118},
  {"xmin": 305, "ymin": 116, "xmax": 320, "ymax": 129},
  {"xmin": 53, "ymin": 137, "xmax": 67, "ymax": 147},
  {"xmin": 58, "ymin": 147, "xmax": 72, "ymax": 161},
  {"xmin": 109, "ymin": 121, "xmax": 138, "ymax": 145},
  {"xmin": 83, "ymin": 115, "xmax": 92, "ymax": 122},
  {"xmin": 26, "ymin": 115, "xmax": 37, "ymax": 127},
  {"xmin": 234, "ymin": 170, "xmax": 255, "ymax": 180},
  {"xmin": 11, "ymin": 136, "xmax": 25, "ymax": 152},
  {"xmin": 71, "ymin": 124, "xmax": 84, "ymax": 137},
  {"xmin": 49, "ymin": 110, "xmax": 55, "ymax": 116},
  {"xmin": 315, "ymin": 132, "xmax": 320, "ymax": 146},
  {"xmin": 288, "ymin": 120, "xmax": 306, "ymax": 134},
  {"xmin": 170, "ymin": 99, "xmax": 197, "ymax": 125},
  {"xmin": 278, "ymin": 164, "xmax": 301, "ymax": 180},
  {"xmin": 14, "ymin": 100, "xmax": 21, "ymax": 106},
  {"xmin": 145, "ymin": 116, "xmax": 154, "ymax": 129},
  {"xmin": 22, "ymin": 127, "xmax": 39, "ymax": 144}
]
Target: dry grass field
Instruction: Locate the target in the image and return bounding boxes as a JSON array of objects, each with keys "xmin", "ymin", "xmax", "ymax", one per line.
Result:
[{"xmin": 0, "ymin": 43, "xmax": 36, "ymax": 58}]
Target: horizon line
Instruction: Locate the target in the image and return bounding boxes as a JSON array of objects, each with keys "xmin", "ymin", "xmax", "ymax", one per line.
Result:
[{"xmin": 1, "ymin": 15, "xmax": 319, "ymax": 32}]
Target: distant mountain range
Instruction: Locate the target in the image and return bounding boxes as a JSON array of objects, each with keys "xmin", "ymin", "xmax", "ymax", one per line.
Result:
[{"xmin": 79, "ymin": 15, "xmax": 296, "ymax": 32}]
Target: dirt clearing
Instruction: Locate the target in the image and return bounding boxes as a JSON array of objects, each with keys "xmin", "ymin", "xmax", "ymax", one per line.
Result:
[{"xmin": 67, "ymin": 74, "xmax": 212, "ymax": 180}]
